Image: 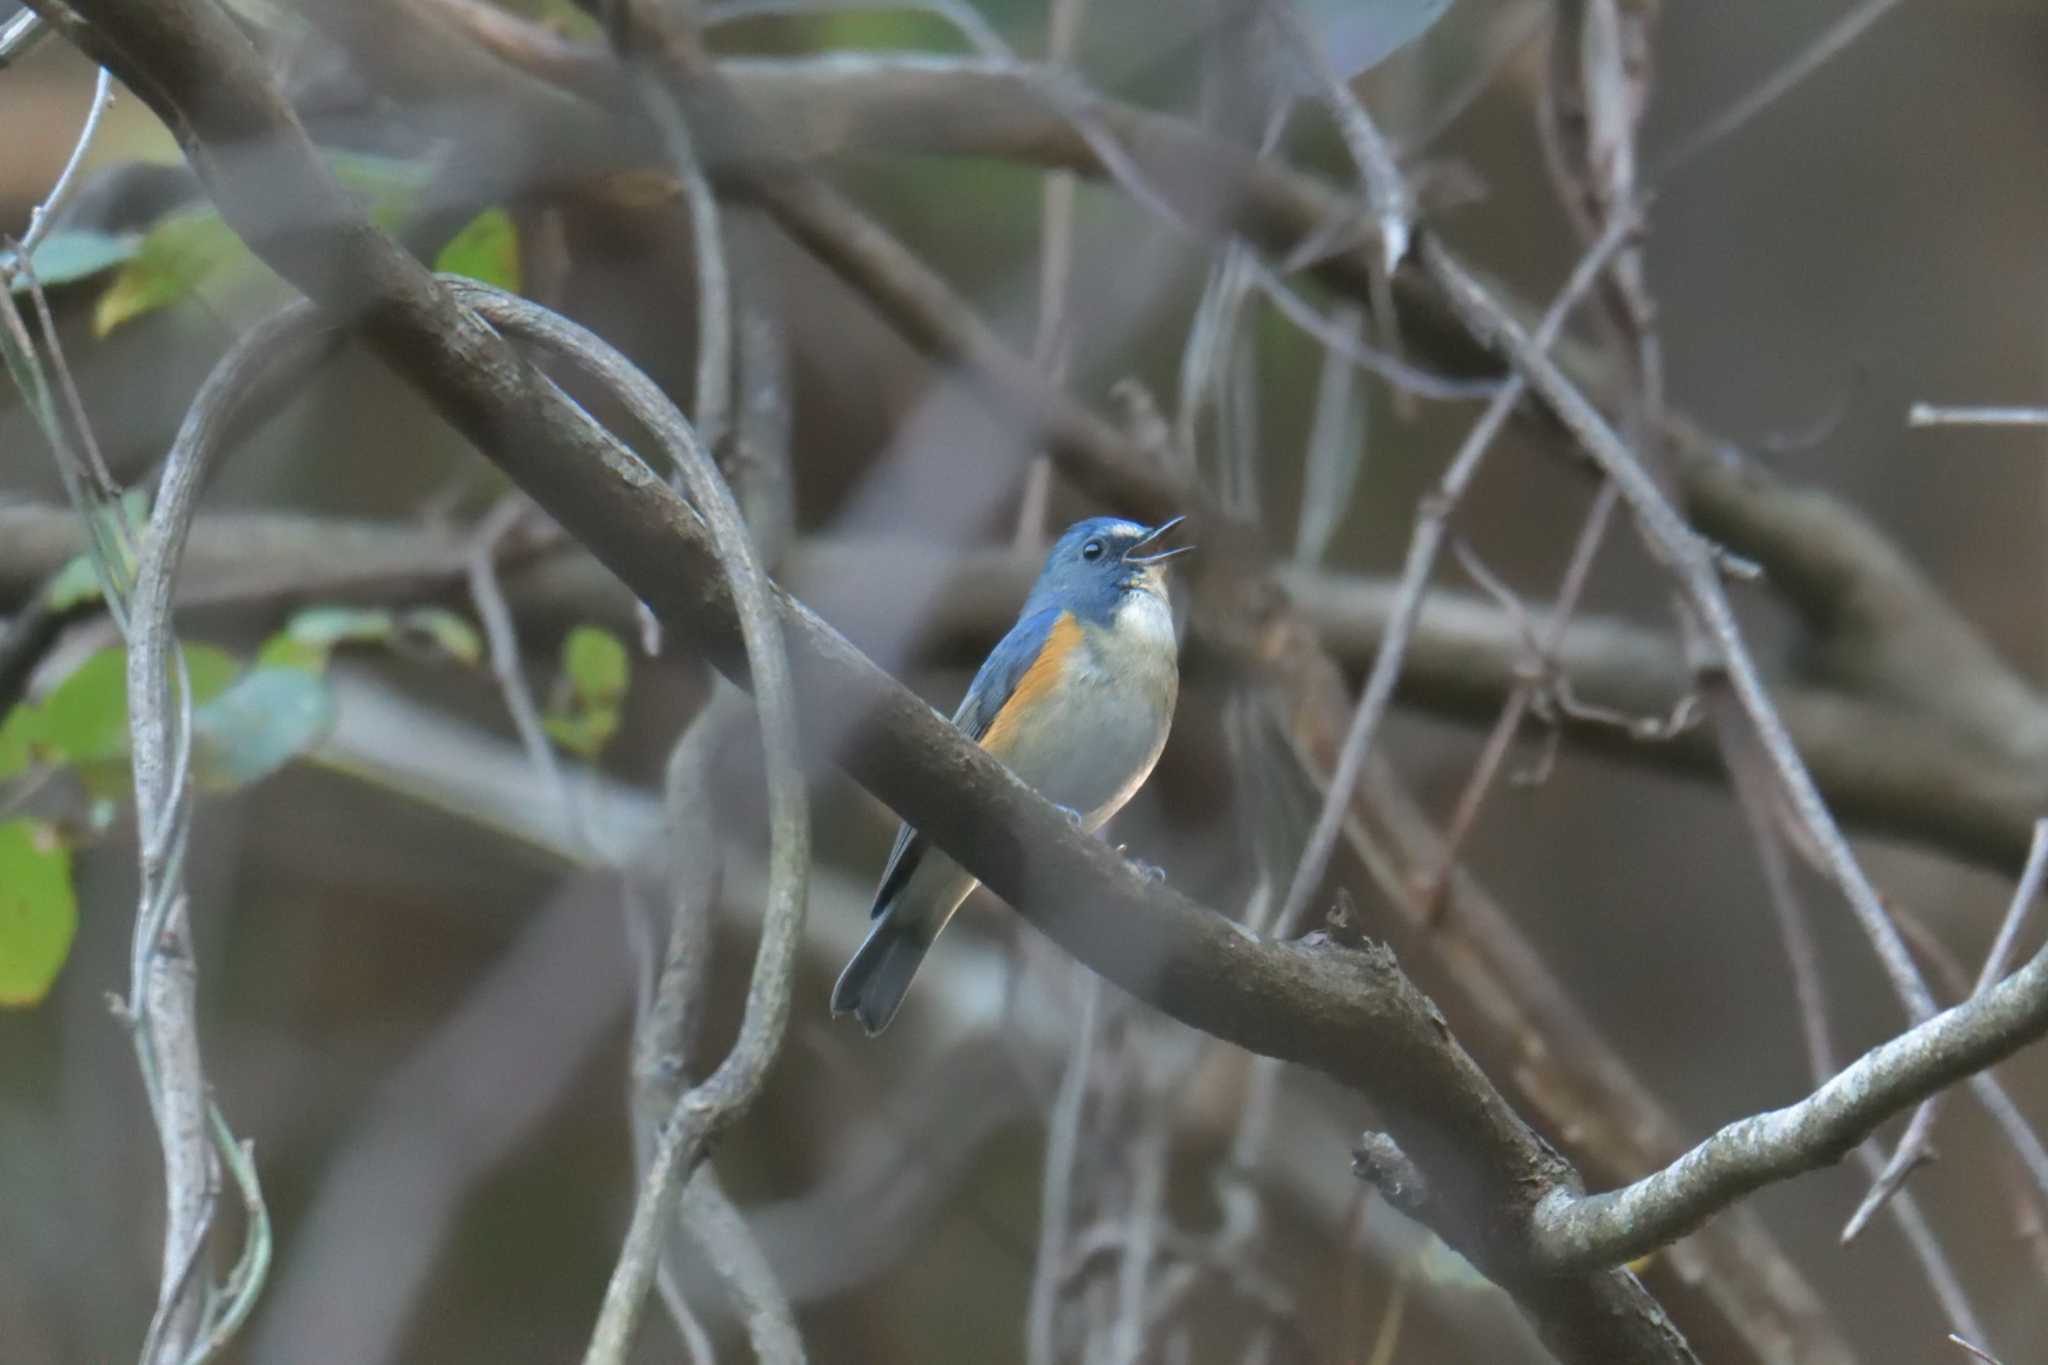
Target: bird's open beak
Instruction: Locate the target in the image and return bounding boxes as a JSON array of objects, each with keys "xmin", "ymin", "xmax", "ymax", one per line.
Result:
[{"xmin": 1125, "ymin": 515, "xmax": 1194, "ymax": 565}]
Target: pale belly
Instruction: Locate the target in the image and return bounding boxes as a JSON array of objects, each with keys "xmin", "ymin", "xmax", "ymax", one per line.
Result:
[
  {"xmin": 999, "ymin": 664, "xmax": 1173, "ymax": 828},
  {"xmin": 890, "ymin": 596, "xmax": 1178, "ymax": 936}
]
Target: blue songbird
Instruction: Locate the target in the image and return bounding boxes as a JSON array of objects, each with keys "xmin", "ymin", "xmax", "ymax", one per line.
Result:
[{"xmin": 831, "ymin": 515, "xmax": 1192, "ymax": 1035}]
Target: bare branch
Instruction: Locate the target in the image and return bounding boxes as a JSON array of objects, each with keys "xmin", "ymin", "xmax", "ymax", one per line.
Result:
[
  {"xmin": 1653, "ymin": 0, "xmax": 1906, "ymax": 181},
  {"xmin": 1949, "ymin": 1333, "xmax": 2007, "ymax": 1365},
  {"xmin": 1027, "ymin": 971, "xmax": 1103, "ymax": 1365},
  {"xmin": 7, "ymin": 68, "xmax": 116, "ymax": 267},
  {"xmin": 1909, "ymin": 404, "xmax": 2048, "ymax": 429},
  {"xmin": 1274, "ymin": 207, "xmax": 1639, "ymax": 934},
  {"xmin": 1845, "ymin": 820, "xmax": 2048, "ymax": 1240},
  {"xmin": 1717, "ymin": 685, "xmax": 1989, "ymax": 1340},
  {"xmin": 424, "ymin": 282, "xmax": 810, "ymax": 1364},
  {"xmin": 1530, "ymin": 925, "xmax": 2048, "ymax": 1270},
  {"xmin": 118, "ymin": 304, "xmax": 335, "ymax": 1362}
]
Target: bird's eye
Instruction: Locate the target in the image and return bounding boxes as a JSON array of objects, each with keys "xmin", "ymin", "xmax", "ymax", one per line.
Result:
[{"xmin": 1082, "ymin": 539, "xmax": 1105, "ymax": 561}]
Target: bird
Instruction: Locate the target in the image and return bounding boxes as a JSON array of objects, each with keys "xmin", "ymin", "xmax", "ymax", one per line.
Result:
[{"xmin": 830, "ymin": 515, "xmax": 1192, "ymax": 1036}]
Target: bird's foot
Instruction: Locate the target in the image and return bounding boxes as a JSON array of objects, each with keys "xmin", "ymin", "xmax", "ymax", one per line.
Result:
[{"xmin": 1116, "ymin": 844, "xmax": 1168, "ymax": 882}]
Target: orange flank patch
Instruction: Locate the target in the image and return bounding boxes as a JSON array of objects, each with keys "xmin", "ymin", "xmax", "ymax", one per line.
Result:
[{"xmin": 981, "ymin": 611, "xmax": 1082, "ymax": 759}]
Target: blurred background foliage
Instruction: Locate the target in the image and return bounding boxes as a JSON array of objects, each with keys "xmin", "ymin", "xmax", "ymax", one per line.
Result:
[{"xmin": 3, "ymin": 2, "xmax": 2048, "ymax": 1362}]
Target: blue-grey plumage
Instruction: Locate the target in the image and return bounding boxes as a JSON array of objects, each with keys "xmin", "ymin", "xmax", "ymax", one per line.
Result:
[{"xmin": 831, "ymin": 516, "xmax": 1191, "ymax": 1035}]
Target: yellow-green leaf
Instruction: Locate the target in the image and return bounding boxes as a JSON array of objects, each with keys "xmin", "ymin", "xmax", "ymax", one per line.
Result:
[
  {"xmin": 287, "ymin": 605, "xmax": 396, "ymax": 650},
  {"xmin": 0, "ymin": 706, "xmax": 43, "ymax": 780},
  {"xmin": 92, "ymin": 207, "xmax": 252, "ymax": 336},
  {"xmin": 563, "ymin": 625, "xmax": 629, "ymax": 705},
  {"xmin": 542, "ymin": 706, "xmax": 619, "ymax": 759},
  {"xmin": 256, "ymin": 634, "xmax": 327, "ymax": 674},
  {"xmin": 93, "ymin": 153, "xmax": 428, "ymax": 336},
  {"xmin": 398, "ymin": 607, "xmax": 483, "ymax": 666},
  {"xmin": 434, "ymin": 207, "xmax": 522, "ymax": 293},
  {"xmin": 0, "ymin": 819, "xmax": 77, "ymax": 1008}
]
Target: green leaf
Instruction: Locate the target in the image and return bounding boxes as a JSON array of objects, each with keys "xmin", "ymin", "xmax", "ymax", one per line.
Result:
[
  {"xmin": 38, "ymin": 643, "xmax": 242, "ymax": 766},
  {"xmin": 398, "ymin": 607, "xmax": 483, "ymax": 666},
  {"xmin": 563, "ymin": 625, "xmax": 629, "ymax": 705},
  {"xmin": 92, "ymin": 207, "xmax": 254, "ymax": 336},
  {"xmin": 434, "ymin": 207, "xmax": 522, "ymax": 293},
  {"xmin": 266, "ymin": 602, "xmax": 394, "ymax": 674},
  {"xmin": 263, "ymin": 603, "xmax": 392, "ymax": 672},
  {"xmin": 541, "ymin": 706, "xmax": 619, "ymax": 760},
  {"xmin": 0, "ymin": 706, "xmax": 44, "ymax": 781},
  {"xmin": 544, "ymin": 625, "xmax": 630, "ymax": 759},
  {"xmin": 193, "ymin": 668, "xmax": 337, "ymax": 790},
  {"xmin": 256, "ymin": 634, "xmax": 327, "ymax": 674},
  {"xmin": 287, "ymin": 606, "xmax": 396, "ymax": 650},
  {"xmin": 4, "ymin": 229, "xmax": 143, "ymax": 291},
  {"xmin": 0, "ymin": 819, "xmax": 77, "ymax": 1008},
  {"xmin": 93, "ymin": 151, "xmax": 429, "ymax": 336}
]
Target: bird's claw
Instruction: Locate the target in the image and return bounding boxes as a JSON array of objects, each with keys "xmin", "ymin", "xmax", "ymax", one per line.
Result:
[{"xmin": 1116, "ymin": 844, "xmax": 1168, "ymax": 882}]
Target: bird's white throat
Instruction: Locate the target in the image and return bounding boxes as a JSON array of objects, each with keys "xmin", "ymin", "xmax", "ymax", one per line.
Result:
[{"xmin": 1114, "ymin": 586, "xmax": 1178, "ymax": 653}]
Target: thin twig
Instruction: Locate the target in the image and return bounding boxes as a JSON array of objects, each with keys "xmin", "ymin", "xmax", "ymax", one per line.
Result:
[
  {"xmin": 1846, "ymin": 819, "xmax": 2048, "ymax": 1240},
  {"xmin": 1028, "ymin": 970, "xmax": 1102, "ymax": 1365},
  {"xmin": 1909, "ymin": 404, "xmax": 2048, "ymax": 429},
  {"xmin": 468, "ymin": 494, "xmax": 584, "ymax": 837},
  {"xmin": 1652, "ymin": 0, "xmax": 1905, "ymax": 182},
  {"xmin": 1426, "ymin": 235, "xmax": 2048, "ymax": 1228},
  {"xmin": 1014, "ymin": 0, "xmax": 1089, "ymax": 548},
  {"xmin": 12, "ymin": 67, "xmax": 115, "ymax": 266},
  {"xmin": 1275, "ymin": 208, "xmax": 1639, "ymax": 935},
  {"xmin": 635, "ymin": 685, "xmax": 734, "ymax": 1360},
  {"xmin": 1393, "ymin": 0, "xmax": 1549, "ymax": 158},
  {"xmin": 432, "ymin": 281, "xmax": 809, "ymax": 1365},
  {"xmin": 1108, "ymin": 1122, "xmax": 1170, "ymax": 1365},
  {"xmin": 1418, "ymin": 479, "xmax": 1621, "ymax": 916},
  {"xmin": 0, "ymin": 7, "xmax": 50, "ymax": 67},
  {"xmin": 1269, "ymin": 0, "xmax": 1412, "ymax": 394},
  {"xmin": 1717, "ymin": 686, "xmax": 1987, "ymax": 1340},
  {"xmin": 1949, "ymin": 1333, "xmax": 2007, "ymax": 1365},
  {"xmin": 119, "ymin": 304, "xmax": 333, "ymax": 1363},
  {"xmin": 631, "ymin": 63, "xmax": 734, "ymax": 455},
  {"xmin": 681, "ymin": 1166, "xmax": 806, "ymax": 1365}
]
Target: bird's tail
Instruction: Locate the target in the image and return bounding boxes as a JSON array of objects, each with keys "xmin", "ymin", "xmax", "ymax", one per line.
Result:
[{"xmin": 830, "ymin": 913, "xmax": 931, "ymax": 1036}]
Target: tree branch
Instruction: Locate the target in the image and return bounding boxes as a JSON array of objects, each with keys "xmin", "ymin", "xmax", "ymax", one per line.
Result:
[{"xmin": 1530, "ymin": 927, "xmax": 2048, "ymax": 1271}]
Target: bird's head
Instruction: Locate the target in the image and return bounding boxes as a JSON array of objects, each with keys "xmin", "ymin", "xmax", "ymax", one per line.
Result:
[{"xmin": 1025, "ymin": 515, "xmax": 1193, "ymax": 622}]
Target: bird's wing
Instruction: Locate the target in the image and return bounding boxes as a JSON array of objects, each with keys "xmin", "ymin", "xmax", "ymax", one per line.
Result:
[{"xmin": 867, "ymin": 607, "xmax": 1075, "ymax": 917}]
